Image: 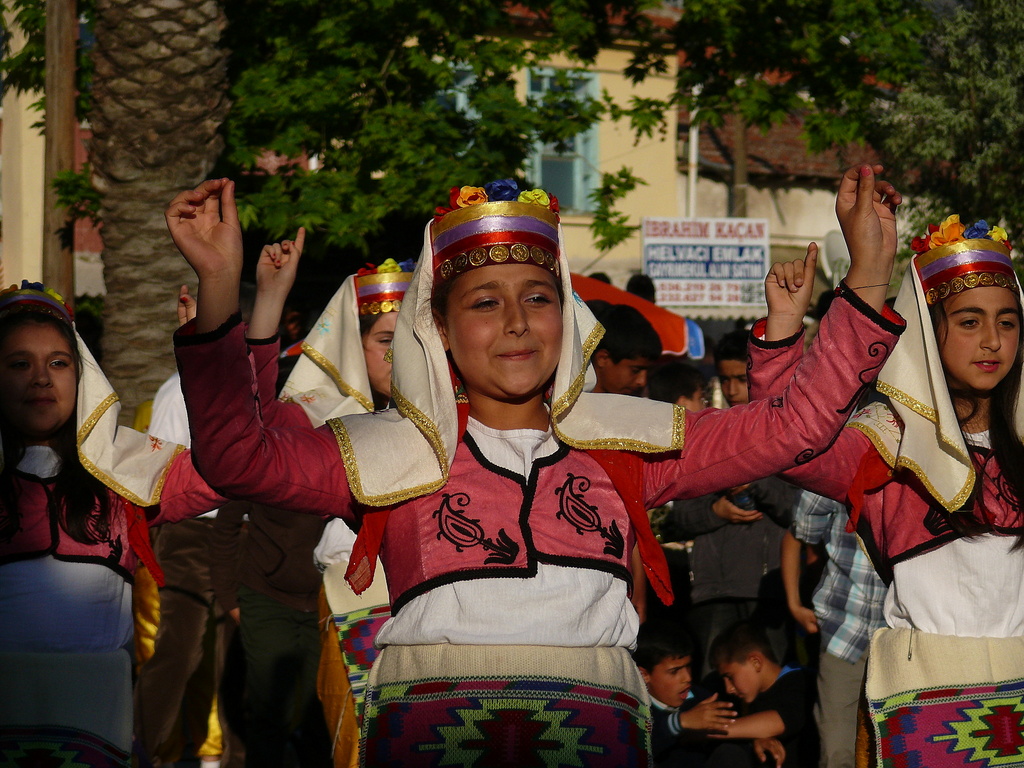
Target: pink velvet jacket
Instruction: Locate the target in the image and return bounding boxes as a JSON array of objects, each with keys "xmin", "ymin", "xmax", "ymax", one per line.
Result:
[
  {"xmin": 0, "ymin": 452, "xmax": 225, "ymax": 581},
  {"xmin": 175, "ymin": 286, "xmax": 903, "ymax": 611},
  {"xmin": 748, "ymin": 314, "xmax": 1024, "ymax": 583}
]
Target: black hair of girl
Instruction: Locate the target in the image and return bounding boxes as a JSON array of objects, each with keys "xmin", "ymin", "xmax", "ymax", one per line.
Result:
[
  {"xmin": 0, "ymin": 313, "xmax": 111, "ymax": 545},
  {"xmin": 930, "ymin": 296, "xmax": 1024, "ymax": 541}
]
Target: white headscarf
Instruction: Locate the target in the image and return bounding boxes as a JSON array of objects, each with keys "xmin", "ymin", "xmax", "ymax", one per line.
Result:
[
  {"xmin": 0, "ymin": 285, "xmax": 182, "ymax": 505},
  {"xmin": 279, "ymin": 275, "xmax": 376, "ymax": 424},
  {"xmin": 330, "ymin": 204, "xmax": 685, "ymax": 507},
  {"xmin": 849, "ymin": 235, "xmax": 1024, "ymax": 512}
]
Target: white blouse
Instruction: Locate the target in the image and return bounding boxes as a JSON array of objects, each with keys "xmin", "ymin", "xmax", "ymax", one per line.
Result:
[{"xmin": 885, "ymin": 431, "xmax": 1024, "ymax": 637}]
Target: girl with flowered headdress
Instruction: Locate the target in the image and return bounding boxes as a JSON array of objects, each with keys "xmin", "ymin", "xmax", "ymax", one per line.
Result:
[
  {"xmin": 0, "ymin": 282, "xmax": 224, "ymax": 766},
  {"xmin": 167, "ymin": 167, "xmax": 903, "ymax": 765},
  {"xmin": 751, "ymin": 214, "xmax": 1024, "ymax": 766}
]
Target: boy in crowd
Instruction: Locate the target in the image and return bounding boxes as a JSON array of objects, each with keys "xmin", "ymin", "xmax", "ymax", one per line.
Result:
[
  {"xmin": 649, "ymin": 361, "xmax": 709, "ymax": 412},
  {"xmin": 590, "ymin": 303, "xmax": 661, "ymax": 396},
  {"xmin": 707, "ymin": 621, "xmax": 810, "ymax": 768},
  {"xmin": 634, "ymin": 622, "xmax": 737, "ymax": 768}
]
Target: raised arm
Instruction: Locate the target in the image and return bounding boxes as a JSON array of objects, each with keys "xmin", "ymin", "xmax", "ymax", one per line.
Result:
[
  {"xmin": 249, "ymin": 228, "xmax": 305, "ymax": 340},
  {"xmin": 643, "ymin": 287, "xmax": 903, "ymax": 508},
  {"xmin": 174, "ymin": 315, "xmax": 355, "ymax": 521},
  {"xmin": 166, "ymin": 178, "xmax": 244, "ymax": 333}
]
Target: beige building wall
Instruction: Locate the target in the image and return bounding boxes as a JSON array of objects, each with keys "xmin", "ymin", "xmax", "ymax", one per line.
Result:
[
  {"xmin": 0, "ymin": 12, "xmax": 46, "ymax": 286},
  {"xmin": 522, "ymin": 48, "xmax": 680, "ymax": 286}
]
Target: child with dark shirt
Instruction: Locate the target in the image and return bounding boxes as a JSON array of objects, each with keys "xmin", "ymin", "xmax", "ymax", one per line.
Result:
[
  {"xmin": 707, "ymin": 620, "xmax": 809, "ymax": 767},
  {"xmin": 634, "ymin": 622, "xmax": 737, "ymax": 767}
]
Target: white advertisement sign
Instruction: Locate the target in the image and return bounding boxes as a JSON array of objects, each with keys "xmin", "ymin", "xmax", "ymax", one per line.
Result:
[{"xmin": 642, "ymin": 217, "xmax": 770, "ymax": 309}]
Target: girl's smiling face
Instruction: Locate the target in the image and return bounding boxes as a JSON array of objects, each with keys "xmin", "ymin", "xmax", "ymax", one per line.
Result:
[
  {"xmin": 0, "ymin": 319, "xmax": 78, "ymax": 445},
  {"xmin": 937, "ymin": 286, "xmax": 1021, "ymax": 395},
  {"xmin": 434, "ymin": 263, "xmax": 562, "ymax": 429}
]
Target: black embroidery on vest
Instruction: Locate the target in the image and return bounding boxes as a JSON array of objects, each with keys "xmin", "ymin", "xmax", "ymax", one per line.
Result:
[
  {"xmin": 923, "ymin": 505, "xmax": 955, "ymax": 536},
  {"xmin": 432, "ymin": 492, "xmax": 519, "ymax": 565},
  {"xmin": 553, "ymin": 473, "xmax": 625, "ymax": 558}
]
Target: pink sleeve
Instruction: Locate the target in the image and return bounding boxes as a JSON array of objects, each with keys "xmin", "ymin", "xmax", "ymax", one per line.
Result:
[
  {"xmin": 247, "ymin": 335, "xmax": 312, "ymax": 429},
  {"xmin": 174, "ymin": 316, "xmax": 355, "ymax": 521},
  {"xmin": 146, "ymin": 449, "xmax": 228, "ymax": 525},
  {"xmin": 642, "ymin": 287, "xmax": 902, "ymax": 508},
  {"xmin": 747, "ymin": 320, "xmax": 803, "ymax": 402}
]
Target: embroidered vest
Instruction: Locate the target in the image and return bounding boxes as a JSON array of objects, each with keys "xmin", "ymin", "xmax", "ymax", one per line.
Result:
[
  {"xmin": 380, "ymin": 437, "xmax": 635, "ymax": 613},
  {"xmin": 0, "ymin": 475, "xmax": 143, "ymax": 581}
]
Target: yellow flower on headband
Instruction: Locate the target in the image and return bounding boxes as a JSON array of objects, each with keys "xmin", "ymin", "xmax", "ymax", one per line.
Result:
[
  {"xmin": 376, "ymin": 258, "xmax": 402, "ymax": 274},
  {"xmin": 44, "ymin": 287, "xmax": 67, "ymax": 304},
  {"xmin": 989, "ymin": 225, "xmax": 1008, "ymax": 243},
  {"xmin": 518, "ymin": 189, "xmax": 550, "ymax": 207},
  {"xmin": 455, "ymin": 186, "xmax": 487, "ymax": 208}
]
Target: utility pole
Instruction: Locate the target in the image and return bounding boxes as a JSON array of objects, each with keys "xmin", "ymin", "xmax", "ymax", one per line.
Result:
[{"xmin": 43, "ymin": 0, "xmax": 77, "ymax": 302}]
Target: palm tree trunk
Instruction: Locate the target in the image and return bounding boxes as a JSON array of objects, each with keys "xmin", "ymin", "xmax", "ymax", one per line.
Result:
[{"xmin": 89, "ymin": 0, "xmax": 229, "ymax": 422}]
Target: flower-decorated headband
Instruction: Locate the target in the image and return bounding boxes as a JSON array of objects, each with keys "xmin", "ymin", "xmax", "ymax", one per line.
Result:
[
  {"xmin": 355, "ymin": 258, "xmax": 416, "ymax": 315},
  {"xmin": 911, "ymin": 215, "xmax": 1017, "ymax": 305},
  {"xmin": 0, "ymin": 280, "xmax": 74, "ymax": 325},
  {"xmin": 431, "ymin": 178, "xmax": 561, "ymax": 286}
]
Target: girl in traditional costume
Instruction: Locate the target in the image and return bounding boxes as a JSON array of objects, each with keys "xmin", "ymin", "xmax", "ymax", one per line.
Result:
[
  {"xmin": 168, "ymin": 166, "xmax": 903, "ymax": 766},
  {"xmin": 750, "ymin": 217, "xmax": 1024, "ymax": 767},
  {"xmin": 0, "ymin": 283, "xmax": 223, "ymax": 767}
]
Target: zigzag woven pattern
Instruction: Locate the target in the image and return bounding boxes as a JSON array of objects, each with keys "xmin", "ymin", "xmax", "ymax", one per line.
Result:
[
  {"xmin": 332, "ymin": 603, "xmax": 390, "ymax": 721},
  {"xmin": 870, "ymin": 676, "xmax": 1024, "ymax": 767},
  {"xmin": 361, "ymin": 673, "xmax": 650, "ymax": 767}
]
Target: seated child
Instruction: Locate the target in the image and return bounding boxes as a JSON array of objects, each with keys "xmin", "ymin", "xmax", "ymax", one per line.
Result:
[
  {"xmin": 708, "ymin": 620, "xmax": 809, "ymax": 768},
  {"xmin": 634, "ymin": 621, "xmax": 736, "ymax": 767}
]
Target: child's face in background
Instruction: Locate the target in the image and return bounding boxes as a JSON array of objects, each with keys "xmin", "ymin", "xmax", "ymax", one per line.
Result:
[
  {"xmin": 717, "ymin": 658, "xmax": 763, "ymax": 703},
  {"xmin": 716, "ymin": 359, "xmax": 749, "ymax": 407},
  {"xmin": 362, "ymin": 311, "xmax": 398, "ymax": 405},
  {"xmin": 641, "ymin": 654, "xmax": 693, "ymax": 708},
  {"xmin": 937, "ymin": 286, "xmax": 1020, "ymax": 395},
  {"xmin": 436, "ymin": 263, "xmax": 562, "ymax": 421},
  {"xmin": 0, "ymin": 320, "xmax": 77, "ymax": 446}
]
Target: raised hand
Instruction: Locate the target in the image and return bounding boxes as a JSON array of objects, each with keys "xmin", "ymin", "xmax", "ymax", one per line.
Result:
[
  {"xmin": 165, "ymin": 178, "xmax": 244, "ymax": 282},
  {"xmin": 250, "ymin": 228, "xmax": 307, "ymax": 340},
  {"xmin": 764, "ymin": 243, "xmax": 818, "ymax": 341},
  {"xmin": 165, "ymin": 178, "xmax": 244, "ymax": 333},
  {"xmin": 256, "ymin": 228, "xmax": 306, "ymax": 299},
  {"xmin": 836, "ymin": 165, "xmax": 902, "ymax": 311}
]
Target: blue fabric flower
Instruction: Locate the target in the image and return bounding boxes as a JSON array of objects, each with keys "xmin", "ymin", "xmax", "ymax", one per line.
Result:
[
  {"xmin": 964, "ymin": 220, "xmax": 991, "ymax": 239},
  {"xmin": 398, "ymin": 259, "xmax": 416, "ymax": 272},
  {"xmin": 484, "ymin": 178, "xmax": 520, "ymax": 201}
]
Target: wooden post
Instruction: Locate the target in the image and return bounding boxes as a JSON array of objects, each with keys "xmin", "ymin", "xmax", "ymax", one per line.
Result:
[{"xmin": 43, "ymin": 0, "xmax": 77, "ymax": 302}]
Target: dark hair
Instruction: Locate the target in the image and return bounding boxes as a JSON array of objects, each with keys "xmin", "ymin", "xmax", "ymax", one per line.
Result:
[
  {"xmin": 930, "ymin": 295, "xmax": 1024, "ymax": 540},
  {"xmin": 709, "ymin": 620, "xmax": 777, "ymax": 667},
  {"xmin": 648, "ymin": 361, "xmax": 707, "ymax": 405},
  {"xmin": 0, "ymin": 313, "xmax": 111, "ymax": 545},
  {"xmin": 595, "ymin": 304, "xmax": 661, "ymax": 363},
  {"xmin": 633, "ymin": 621, "xmax": 695, "ymax": 671},
  {"xmin": 588, "ymin": 272, "xmax": 612, "ymax": 284},
  {"xmin": 626, "ymin": 273, "xmax": 656, "ymax": 303},
  {"xmin": 714, "ymin": 329, "xmax": 749, "ymax": 365},
  {"xmin": 359, "ymin": 311, "xmax": 386, "ymax": 337}
]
